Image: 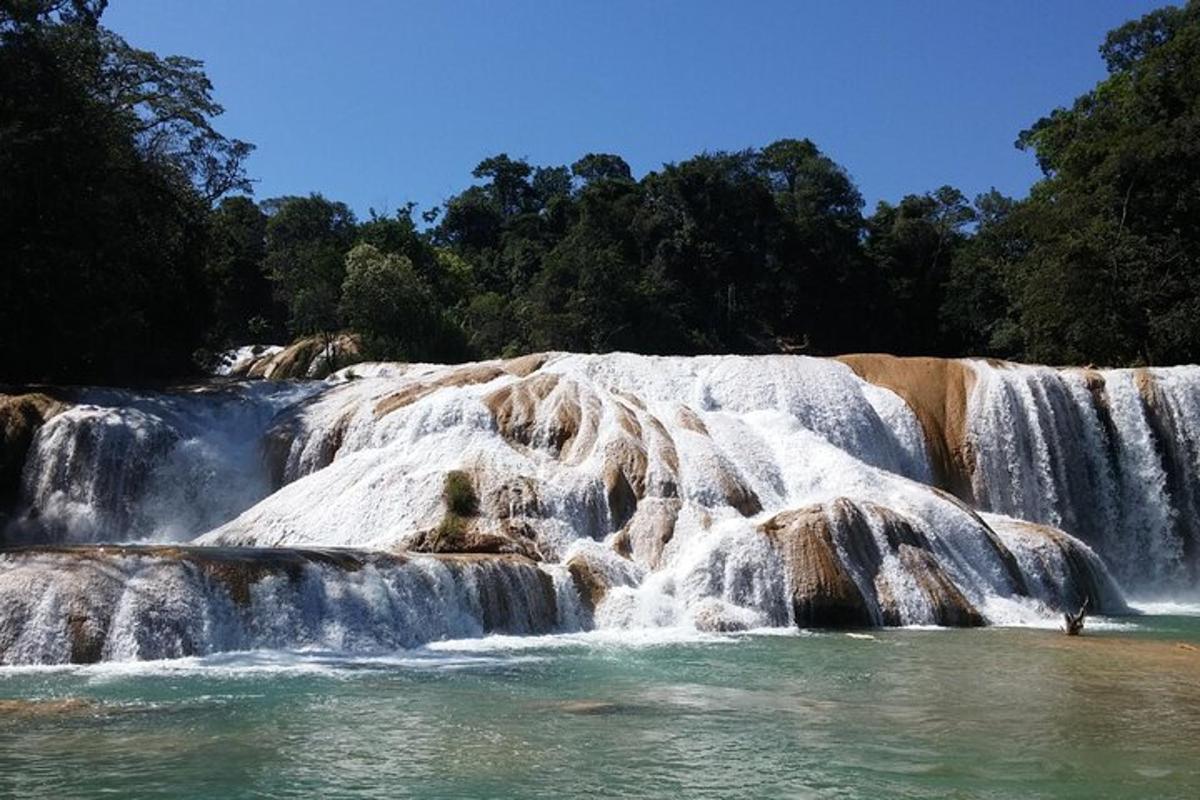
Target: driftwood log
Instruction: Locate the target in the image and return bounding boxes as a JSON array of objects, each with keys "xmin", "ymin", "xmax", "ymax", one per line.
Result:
[{"xmin": 1064, "ymin": 596, "xmax": 1090, "ymax": 636}]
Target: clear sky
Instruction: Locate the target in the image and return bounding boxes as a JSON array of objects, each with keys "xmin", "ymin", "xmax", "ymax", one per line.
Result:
[{"xmin": 105, "ymin": 0, "xmax": 1171, "ymax": 217}]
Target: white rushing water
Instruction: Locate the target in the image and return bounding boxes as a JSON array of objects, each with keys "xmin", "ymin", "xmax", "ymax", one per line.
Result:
[
  {"xmin": 967, "ymin": 361, "xmax": 1200, "ymax": 590},
  {"xmin": 5, "ymin": 382, "xmax": 319, "ymax": 544},
  {"xmin": 2, "ymin": 352, "xmax": 1197, "ymax": 663},
  {"xmin": 0, "ymin": 548, "xmax": 569, "ymax": 665}
]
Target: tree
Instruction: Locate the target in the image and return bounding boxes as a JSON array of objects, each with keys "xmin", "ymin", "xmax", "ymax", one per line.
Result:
[
  {"xmin": 357, "ymin": 204, "xmax": 457, "ymax": 304},
  {"xmin": 632, "ymin": 150, "xmax": 786, "ymax": 353},
  {"xmin": 471, "ymin": 154, "xmax": 535, "ymax": 218},
  {"xmin": 204, "ymin": 196, "xmax": 281, "ymax": 346},
  {"xmin": 262, "ymin": 194, "xmax": 356, "ymax": 340},
  {"xmin": 0, "ymin": 0, "xmax": 251, "ymax": 381},
  {"xmin": 436, "ymin": 153, "xmax": 573, "ymax": 322},
  {"xmin": 340, "ymin": 244, "xmax": 465, "ymax": 361},
  {"xmin": 940, "ymin": 190, "xmax": 1025, "ymax": 357},
  {"xmin": 864, "ymin": 187, "xmax": 976, "ymax": 355},
  {"xmin": 1012, "ymin": 1, "xmax": 1200, "ymax": 364},
  {"xmin": 757, "ymin": 138, "xmax": 869, "ymax": 352},
  {"xmin": 523, "ymin": 175, "xmax": 645, "ymax": 352},
  {"xmin": 571, "ymin": 153, "xmax": 633, "ymax": 185}
]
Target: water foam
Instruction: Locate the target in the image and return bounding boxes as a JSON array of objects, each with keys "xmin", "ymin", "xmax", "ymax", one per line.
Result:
[{"xmin": 6, "ymin": 352, "xmax": 1200, "ymax": 662}]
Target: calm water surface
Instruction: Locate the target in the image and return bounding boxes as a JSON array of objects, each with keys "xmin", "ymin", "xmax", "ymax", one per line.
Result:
[{"xmin": 2, "ymin": 616, "xmax": 1198, "ymax": 799}]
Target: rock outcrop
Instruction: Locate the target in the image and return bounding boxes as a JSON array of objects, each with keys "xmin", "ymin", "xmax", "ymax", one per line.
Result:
[
  {"xmin": 986, "ymin": 516, "xmax": 1127, "ymax": 614},
  {"xmin": 12, "ymin": 349, "xmax": 1191, "ymax": 663},
  {"xmin": 760, "ymin": 503, "xmax": 873, "ymax": 627},
  {"xmin": 838, "ymin": 354, "xmax": 977, "ymax": 502},
  {"xmin": 231, "ymin": 334, "xmax": 364, "ymax": 380},
  {"xmin": 761, "ymin": 498, "xmax": 988, "ymax": 627},
  {"xmin": 1, "ymin": 392, "xmax": 67, "ymax": 511}
]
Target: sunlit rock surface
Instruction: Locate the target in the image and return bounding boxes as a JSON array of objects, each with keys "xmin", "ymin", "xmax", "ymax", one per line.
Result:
[{"xmin": 223, "ymin": 334, "xmax": 364, "ymax": 380}]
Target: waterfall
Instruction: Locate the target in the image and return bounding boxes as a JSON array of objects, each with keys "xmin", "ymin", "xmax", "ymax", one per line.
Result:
[
  {"xmin": 966, "ymin": 362, "xmax": 1200, "ymax": 590},
  {"xmin": 3, "ymin": 351, "xmax": 1199, "ymax": 663},
  {"xmin": 0, "ymin": 546, "xmax": 564, "ymax": 665},
  {"xmin": 5, "ymin": 382, "xmax": 318, "ymax": 545}
]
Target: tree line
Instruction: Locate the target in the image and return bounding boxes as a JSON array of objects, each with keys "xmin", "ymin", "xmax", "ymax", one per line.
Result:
[{"xmin": 3, "ymin": 1, "xmax": 1199, "ymax": 382}]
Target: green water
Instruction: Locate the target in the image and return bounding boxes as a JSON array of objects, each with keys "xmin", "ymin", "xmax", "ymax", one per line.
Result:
[{"xmin": 2, "ymin": 618, "xmax": 1199, "ymax": 799}]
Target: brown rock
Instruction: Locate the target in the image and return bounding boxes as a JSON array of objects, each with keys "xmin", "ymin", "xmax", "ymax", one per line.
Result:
[
  {"xmin": 675, "ymin": 406, "xmax": 710, "ymax": 435},
  {"xmin": 501, "ymin": 353, "xmax": 551, "ymax": 378},
  {"xmin": 485, "ymin": 373, "xmax": 563, "ymax": 448},
  {"xmin": 763, "ymin": 498, "xmax": 988, "ymax": 628},
  {"xmin": 997, "ymin": 518, "xmax": 1123, "ymax": 612},
  {"xmin": 0, "ymin": 698, "xmax": 96, "ymax": 718},
  {"xmin": 719, "ymin": 470, "xmax": 763, "ymax": 517},
  {"xmin": 603, "ymin": 437, "xmax": 649, "ymax": 530},
  {"xmin": 896, "ymin": 544, "xmax": 985, "ymax": 627},
  {"xmin": 408, "ymin": 517, "xmax": 540, "ymax": 560},
  {"xmin": 837, "ymin": 354, "xmax": 977, "ymax": 503},
  {"xmin": 244, "ymin": 333, "xmax": 364, "ymax": 380},
  {"xmin": 1, "ymin": 392, "xmax": 67, "ymax": 505},
  {"xmin": 556, "ymin": 700, "xmax": 625, "ymax": 715},
  {"xmin": 760, "ymin": 504, "xmax": 873, "ymax": 628},
  {"xmin": 566, "ymin": 554, "xmax": 609, "ymax": 614},
  {"xmin": 616, "ymin": 498, "xmax": 682, "ymax": 570}
]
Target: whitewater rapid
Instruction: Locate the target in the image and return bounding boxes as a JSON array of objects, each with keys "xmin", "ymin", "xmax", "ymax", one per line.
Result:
[{"xmin": 2, "ymin": 351, "xmax": 1197, "ymax": 663}]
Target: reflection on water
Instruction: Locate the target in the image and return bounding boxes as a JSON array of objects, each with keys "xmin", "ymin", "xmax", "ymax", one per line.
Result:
[{"xmin": 1, "ymin": 619, "xmax": 1199, "ymax": 799}]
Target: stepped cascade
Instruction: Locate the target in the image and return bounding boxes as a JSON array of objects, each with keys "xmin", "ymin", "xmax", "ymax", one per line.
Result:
[{"xmin": 2, "ymin": 351, "xmax": 1195, "ymax": 664}]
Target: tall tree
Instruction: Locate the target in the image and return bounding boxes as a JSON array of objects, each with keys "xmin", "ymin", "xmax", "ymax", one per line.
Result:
[
  {"xmin": 632, "ymin": 150, "xmax": 785, "ymax": 352},
  {"xmin": 0, "ymin": 0, "xmax": 251, "ymax": 380},
  {"xmin": 758, "ymin": 138, "xmax": 869, "ymax": 352},
  {"xmin": 864, "ymin": 187, "xmax": 976, "ymax": 355},
  {"xmin": 340, "ymin": 243, "xmax": 465, "ymax": 361},
  {"xmin": 1012, "ymin": 1, "xmax": 1200, "ymax": 364},
  {"xmin": 204, "ymin": 196, "xmax": 280, "ymax": 346},
  {"xmin": 262, "ymin": 194, "xmax": 356, "ymax": 341}
]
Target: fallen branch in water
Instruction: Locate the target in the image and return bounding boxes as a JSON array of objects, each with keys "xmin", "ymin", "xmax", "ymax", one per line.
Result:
[{"xmin": 1064, "ymin": 596, "xmax": 1090, "ymax": 636}]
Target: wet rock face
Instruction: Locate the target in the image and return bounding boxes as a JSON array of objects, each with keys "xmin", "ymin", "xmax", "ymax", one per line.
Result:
[
  {"xmin": 0, "ymin": 392, "xmax": 68, "ymax": 513},
  {"xmin": 613, "ymin": 498, "xmax": 681, "ymax": 571},
  {"xmin": 986, "ymin": 516, "xmax": 1127, "ymax": 615},
  {"xmin": 1134, "ymin": 368, "xmax": 1200, "ymax": 573},
  {"xmin": 761, "ymin": 499, "xmax": 990, "ymax": 628},
  {"xmin": 0, "ymin": 545, "xmax": 560, "ymax": 665},
  {"xmin": 837, "ymin": 354, "xmax": 977, "ymax": 503},
  {"xmin": 21, "ymin": 351, "xmax": 1200, "ymax": 651},
  {"xmin": 895, "ymin": 545, "xmax": 985, "ymax": 628},
  {"xmin": 408, "ymin": 520, "xmax": 541, "ymax": 560},
  {"xmin": 5, "ymin": 384, "xmax": 307, "ymax": 546},
  {"xmin": 234, "ymin": 334, "xmax": 365, "ymax": 380},
  {"xmin": 760, "ymin": 505, "xmax": 873, "ymax": 628},
  {"xmin": 566, "ymin": 554, "xmax": 608, "ymax": 615}
]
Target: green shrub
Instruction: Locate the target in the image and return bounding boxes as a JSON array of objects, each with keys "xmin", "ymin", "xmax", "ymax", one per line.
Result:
[{"xmin": 443, "ymin": 470, "xmax": 478, "ymax": 517}]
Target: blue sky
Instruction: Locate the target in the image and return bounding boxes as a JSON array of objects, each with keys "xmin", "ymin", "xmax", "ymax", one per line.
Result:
[{"xmin": 106, "ymin": 0, "xmax": 1170, "ymax": 217}]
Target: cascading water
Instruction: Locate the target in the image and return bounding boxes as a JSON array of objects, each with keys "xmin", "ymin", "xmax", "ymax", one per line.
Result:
[
  {"xmin": 1, "ymin": 351, "xmax": 1197, "ymax": 664},
  {"xmin": 966, "ymin": 361, "xmax": 1200, "ymax": 590},
  {"xmin": 0, "ymin": 546, "xmax": 566, "ymax": 665},
  {"xmin": 5, "ymin": 382, "xmax": 319, "ymax": 545}
]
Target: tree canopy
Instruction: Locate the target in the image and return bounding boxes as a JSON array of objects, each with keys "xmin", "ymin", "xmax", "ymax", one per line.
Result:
[
  {"xmin": 1, "ymin": 0, "xmax": 250, "ymax": 380},
  {"xmin": 4, "ymin": 1, "xmax": 1200, "ymax": 382}
]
